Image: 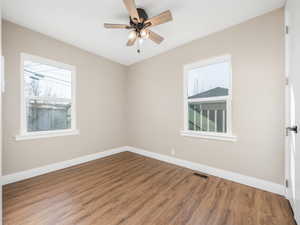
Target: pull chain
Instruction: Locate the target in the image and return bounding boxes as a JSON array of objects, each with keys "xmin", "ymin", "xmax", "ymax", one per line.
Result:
[{"xmin": 137, "ymin": 37, "xmax": 141, "ymax": 54}]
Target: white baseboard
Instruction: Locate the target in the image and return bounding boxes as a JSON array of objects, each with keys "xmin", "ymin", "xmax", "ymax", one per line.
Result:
[
  {"xmin": 125, "ymin": 146, "xmax": 285, "ymax": 196},
  {"xmin": 1, "ymin": 145, "xmax": 284, "ymax": 196},
  {"xmin": 1, "ymin": 147, "xmax": 125, "ymax": 185},
  {"xmin": 295, "ymin": 211, "xmax": 299, "ymax": 224}
]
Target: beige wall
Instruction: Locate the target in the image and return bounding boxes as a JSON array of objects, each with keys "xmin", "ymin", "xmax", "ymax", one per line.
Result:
[
  {"xmin": 127, "ymin": 9, "xmax": 285, "ymax": 184},
  {"xmin": 2, "ymin": 20, "xmax": 127, "ymax": 175}
]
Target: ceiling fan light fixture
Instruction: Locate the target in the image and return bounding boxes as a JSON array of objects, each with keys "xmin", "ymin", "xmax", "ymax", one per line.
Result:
[
  {"xmin": 138, "ymin": 38, "xmax": 144, "ymax": 45},
  {"xmin": 128, "ymin": 30, "xmax": 137, "ymax": 40},
  {"xmin": 140, "ymin": 29, "xmax": 149, "ymax": 39}
]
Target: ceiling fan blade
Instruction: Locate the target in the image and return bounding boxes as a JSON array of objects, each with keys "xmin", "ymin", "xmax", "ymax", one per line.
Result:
[
  {"xmin": 123, "ymin": 0, "xmax": 140, "ymax": 23},
  {"xmin": 145, "ymin": 10, "xmax": 172, "ymax": 27},
  {"xmin": 104, "ymin": 23, "xmax": 131, "ymax": 29},
  {"xmin": 127, "ymin": 36, "xmax": 137, "ymax": 46},
  {"xmin": 148, "ymin": 30, "xmax": 164, "ymax": 44}
]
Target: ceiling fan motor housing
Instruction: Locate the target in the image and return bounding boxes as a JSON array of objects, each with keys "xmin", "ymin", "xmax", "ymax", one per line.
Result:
[{"xmin": 130, "ymin": 8, "xmax": 148, "ymax": 30}]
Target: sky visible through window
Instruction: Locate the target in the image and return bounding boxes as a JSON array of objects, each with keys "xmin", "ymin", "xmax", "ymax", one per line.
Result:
[
  {"xmin": 188, "ymin": 62, "xmax": 230, "ymax": 97},
  {"xmin": 24, "ymin": 60, "xmax": 71, "ymax": 99}
]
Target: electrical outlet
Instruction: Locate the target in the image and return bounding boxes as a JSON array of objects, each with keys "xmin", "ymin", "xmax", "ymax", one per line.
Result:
[{"xmin": 171, "ymin": 148, "xmax": 176, "ymax": 156}]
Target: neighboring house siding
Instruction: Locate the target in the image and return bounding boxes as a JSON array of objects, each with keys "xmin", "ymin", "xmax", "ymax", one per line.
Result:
[
  {"xmin": 188, "ymin": 87, "xmax": 228, "ymax": 132},
  {"xmin": 189, "ymin": 102, "xmax": 227, "ymax": 132},
  {"xmin": 27, "ymin": 102, "xmax": 71, "ymax": 132}
]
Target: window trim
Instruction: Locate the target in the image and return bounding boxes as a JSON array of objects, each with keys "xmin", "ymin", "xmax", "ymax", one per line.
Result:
[
  {"xmin": 182, "ymin": 54, "xmax": 237, "ymax": 142},
  {"xmin": 16, "ymin": 53, "xmax": 78, "ymax": 141}
]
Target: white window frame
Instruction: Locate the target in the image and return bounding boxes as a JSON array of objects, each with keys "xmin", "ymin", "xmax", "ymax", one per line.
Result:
[
  {"xmin": 181, "ymin": 54, "xmax": 237, "ymax": 142},
  {"xmin": 16, "ymin": 53, "xmax": 79, "ymax": 141}
]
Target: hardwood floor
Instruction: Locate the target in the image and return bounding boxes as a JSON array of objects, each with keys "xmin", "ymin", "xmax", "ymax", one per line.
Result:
[{"xmin": 4, "ymin": 152, "xmax": 296, "ymax": 225}]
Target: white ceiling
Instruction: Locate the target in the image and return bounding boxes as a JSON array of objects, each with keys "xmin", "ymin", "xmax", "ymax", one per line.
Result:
[{"xmin": 2, "ymin": 0, "xmax": 285, "ymax": 65}]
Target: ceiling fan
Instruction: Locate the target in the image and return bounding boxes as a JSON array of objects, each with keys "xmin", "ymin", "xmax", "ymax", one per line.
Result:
[{"xmin": 104, "ymin": 0, "xmax": 173, "ymax": 53}]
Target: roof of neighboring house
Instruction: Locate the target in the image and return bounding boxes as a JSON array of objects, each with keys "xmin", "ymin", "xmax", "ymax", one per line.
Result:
[{"xmin": 188, "ymin": 87, "xmax": 228, "ymax": 99}]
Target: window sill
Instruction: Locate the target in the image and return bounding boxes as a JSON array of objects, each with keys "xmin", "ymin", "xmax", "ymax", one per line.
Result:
[
  {"xmin": 15, "ymin": 129, "xmax": 80, "ymax": 141},
  {"xmin": 180, "ymin": 130, "xmax": 237, "ymax": 142}
]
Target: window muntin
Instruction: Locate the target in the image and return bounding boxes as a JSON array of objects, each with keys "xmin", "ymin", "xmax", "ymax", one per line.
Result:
[
  {"xmin": 20, "ymin": 54, "xmax": 76, "ymax": 135},
  {"xmin": 184, "ymin": 55, "xmax": 232, "ymax": 136}
]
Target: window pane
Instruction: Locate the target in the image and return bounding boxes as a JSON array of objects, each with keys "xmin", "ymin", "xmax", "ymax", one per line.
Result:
[
  {"xmin": 24, "ymin": 60, "xmax": 71, "ymax": 99},
  {"xmin": 187, "ymin": 60, "xmax": 230, "ymax": 134},
  {"xmin": 188, "ymin": 101, "xmax": 227, "ymax": 133},
  {"xmin": 24, "ymin": 60, "xmax": 72, "ymax": 132},
  {"xmin": 26, "ymin": 99, "xmax": 71, "ymax": 132},
  {"xmin": 187, "ymin": 61, "xmax": 230, "ymax": 99}
]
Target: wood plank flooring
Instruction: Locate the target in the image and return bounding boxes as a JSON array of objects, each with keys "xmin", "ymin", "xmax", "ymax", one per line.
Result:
[{"xmin": 3, "ymin": 152, "xmax": 296, "ymax": 225}]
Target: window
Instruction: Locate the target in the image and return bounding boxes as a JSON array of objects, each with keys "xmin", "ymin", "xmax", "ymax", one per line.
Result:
[
  {"xmin": 16, "ymin": 53, "xmax": 78, "ymax": 140},
  {"xmin": 181, "ymin": 55, "xmax": 236, "ymax": 141}
]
